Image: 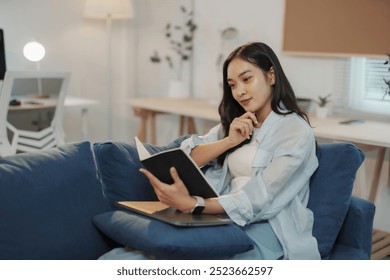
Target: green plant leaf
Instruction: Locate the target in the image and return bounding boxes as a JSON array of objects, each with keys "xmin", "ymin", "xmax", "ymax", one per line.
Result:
[
  {"xmin": 150, "ymin": 51, "xmax": 161, "ymax": 63},
  {"xmin": 149, "ymin": 5, "xmax": 197, "ymax": 72},
  {"xmin": 183, "ymin": 34, "xmax": 192, "ymax": 42}
]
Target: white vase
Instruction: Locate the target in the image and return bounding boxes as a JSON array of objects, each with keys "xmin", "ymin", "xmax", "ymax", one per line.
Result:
[
  {"xmin": 316, "ymin": 107, "xmax": 328, "ymax": 119},
  {"xmin": 168, "ymin": 79, "xmax": 190, "ymax": 99}
]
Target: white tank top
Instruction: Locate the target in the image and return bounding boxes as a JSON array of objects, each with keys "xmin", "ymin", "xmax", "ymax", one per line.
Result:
[{"xmin": 226, "ymin": 128, "xmax": 259, "ymax": 193}]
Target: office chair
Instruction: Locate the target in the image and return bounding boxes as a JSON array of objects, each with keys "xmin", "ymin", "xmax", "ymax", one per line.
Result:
[{"xmin": 0, "ymin": 71, "xmax": 70, "ymax": 156}]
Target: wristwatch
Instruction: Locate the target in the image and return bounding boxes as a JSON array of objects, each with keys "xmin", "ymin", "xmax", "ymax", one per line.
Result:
[{"xmin": 190, "ymin": 196, "xmax": 205, "ymax": 214}]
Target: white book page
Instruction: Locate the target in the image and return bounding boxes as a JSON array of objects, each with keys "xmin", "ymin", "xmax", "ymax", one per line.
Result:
[{"xmin": 134, "ymin": 137, "xmax": 151, "ymax": 161}]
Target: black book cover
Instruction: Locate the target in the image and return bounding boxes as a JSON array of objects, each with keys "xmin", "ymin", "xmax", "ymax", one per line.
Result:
[{"xmin": 135, "ymin": 137, "xmax": 218, "ymax": 199}]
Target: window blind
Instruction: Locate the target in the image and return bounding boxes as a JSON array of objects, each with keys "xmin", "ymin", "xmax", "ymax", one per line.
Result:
[
  {"xmin": 283, "ymin": 0, "xmax": 390, "ymax": 57},
  {"xmin": 332, "ymin": 58, "xmax": 351, "ymax": 116},
  {"xmin": 364, "ymin": 58, "xmax": 390, "ymax": 101}
]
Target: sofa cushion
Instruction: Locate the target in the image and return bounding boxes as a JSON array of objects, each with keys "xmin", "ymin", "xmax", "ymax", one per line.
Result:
[
  {"xmin": 0, "ymin": 142, "xmax": 112, "ymax": 259},
  {"xmin": 329, "ymin": 244, "xmax": 368, "ymax": 260},
  {"xmin": 307, "ymin": 142, "xmax": 364, "ymax": 259},
  {"xmin": 93, "ymin": 136, "xmax": 189, "ymax": 208},
  {"xmin": 93, "ymin": 210, "xmax": 254, "ymax": 260},
  {"xmin": 333, "ymin": 196, "xmax": 375, "ymax": 259}
]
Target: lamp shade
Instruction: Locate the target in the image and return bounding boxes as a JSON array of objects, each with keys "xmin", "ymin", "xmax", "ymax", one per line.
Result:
[
  {"xmin": 84, "ymin": 0, "xmax": 134, "ymax": 19},
  {"xmin": 23, "ymin": 41, "xmax": 45, "ymax": 62}
]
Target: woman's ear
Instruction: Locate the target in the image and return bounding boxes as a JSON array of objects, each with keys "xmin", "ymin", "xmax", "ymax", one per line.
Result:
[{"xmin": 268, "ymin": 67, "xmax": 276, "ymax": 85}]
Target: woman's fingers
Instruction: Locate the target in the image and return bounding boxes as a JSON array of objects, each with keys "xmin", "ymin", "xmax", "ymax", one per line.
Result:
[
  {"xmin": 139, "ymin": 167, "xmax": 191, "ymax": 211},
  {"xmin": 139, "ymin": 168, "xmax": 162, "ymax": 191},
  {"xmin": 139, "ymin": 168, "xmax": 169, "ymax": 202},
  {"xmin": 139, "ymin": 167, "xmax": 155, "ymax": 181},
  {"xmin": 233, "ymin": 117, "xmax": 254, "ymax": 138},
  {"xmin": 140, "ymin": 167, "xmax": 187, "ymax": 196},
  {"xmin": 169, "ymin": 167, "xmax": 183, "ymax": 186},
  {"xmin": 228, "ymin": 111, "xmax": 259, "ymax": 145},
  {"xmin": 239, "ymin": 112, "xmax": 258, "ymax": 136},
  {"xmin": 242, "ymin": 111, "xmax": 257, "ymax": 122},
  {"xmin": 247, "ymin": 112, "xmax": 258, "ymax": 126}
]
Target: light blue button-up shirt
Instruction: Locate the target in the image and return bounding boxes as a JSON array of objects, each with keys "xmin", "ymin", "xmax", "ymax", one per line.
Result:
[{"xmin": 180, "ymin": 111, "xmax": 321, "ymax": 259}]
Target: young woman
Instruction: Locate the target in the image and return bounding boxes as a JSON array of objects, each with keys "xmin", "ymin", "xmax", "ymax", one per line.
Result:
[
  {"xmin": 140, "ymin": 42, "xmax": 320, "ymax": 259},
  {"xmin": 100, "ymin": 42, "xmax": 320, "ymax": 260}
]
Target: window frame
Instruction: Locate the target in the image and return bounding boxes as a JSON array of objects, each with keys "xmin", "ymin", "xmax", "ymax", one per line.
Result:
[{"xmin": 349, "ymin": 57, "xmax": 390, "ymax": 116}]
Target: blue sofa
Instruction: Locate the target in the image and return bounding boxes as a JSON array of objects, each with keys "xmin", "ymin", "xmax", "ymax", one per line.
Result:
[{"xmin": 0, "ymin": 137, "xmax": 375, "ymax": 260}]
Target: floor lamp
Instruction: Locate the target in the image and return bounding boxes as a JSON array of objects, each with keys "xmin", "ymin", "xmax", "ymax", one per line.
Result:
[
  {"xmin": 23, "ymin": 41, "xmax": 46, "ymax": 97},
  {"xmin": 84, "ymin": 0, "xmax": 134, "ymax": 139}
]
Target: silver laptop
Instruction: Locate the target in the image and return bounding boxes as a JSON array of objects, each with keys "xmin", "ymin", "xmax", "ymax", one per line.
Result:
[{"xmin": 117, "ymin": 201, "xmax": 231, "ymax": 227}]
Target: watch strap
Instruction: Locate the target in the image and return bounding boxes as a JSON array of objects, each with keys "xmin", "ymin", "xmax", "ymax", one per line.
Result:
[{"xmin": 190, "ymin": 196, "xmax": 205, "ymax": 214}]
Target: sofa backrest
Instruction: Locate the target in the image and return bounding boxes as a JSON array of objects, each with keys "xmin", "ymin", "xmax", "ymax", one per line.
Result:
[{"xmin": 0, "ymin": 141, "xmax": 112, "ymax": 260}]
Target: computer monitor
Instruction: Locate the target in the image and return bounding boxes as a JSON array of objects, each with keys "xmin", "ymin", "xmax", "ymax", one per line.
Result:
[
  {"xmin": 10, "ymin": 76, "xmax": 65, "ymax": 99},
  {"xmin": 2, "ymin": 71, "xmax": 70, "ymax": 100},
  {"xmin": 0, "ymin": 29, "xmax": 6, "ymax": 80}
]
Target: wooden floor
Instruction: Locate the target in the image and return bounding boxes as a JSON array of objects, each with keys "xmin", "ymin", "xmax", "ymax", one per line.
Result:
[{"xmin": 372, "ymin": 229, "xmax": 390, "ymax": 260}]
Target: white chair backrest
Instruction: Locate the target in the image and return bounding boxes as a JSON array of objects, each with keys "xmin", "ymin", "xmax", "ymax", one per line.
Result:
[{"xmin": 0, "ymin": 71, "xmax": 70, "ymax": 156}]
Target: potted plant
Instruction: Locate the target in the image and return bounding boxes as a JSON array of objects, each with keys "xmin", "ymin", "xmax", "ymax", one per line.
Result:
[
  {"xmin": 150, "ymin": 5, "xmax": 197, "ymax": 98},
  {"xmin": 315, "ymin": 94, "xmax": 331, "ymax": 119}
]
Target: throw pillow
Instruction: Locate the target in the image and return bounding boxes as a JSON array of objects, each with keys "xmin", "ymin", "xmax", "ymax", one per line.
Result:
[
  {"xmin": 93, "ymin": 210, "xmax": 254, "ymax": 260},
  {"xmin": 308, "ymin": 142, "xmax": 365, "ymax": 259},
  {"xmin": 93, "ymin": 136, "xmax": 189, "ymax": 208}
]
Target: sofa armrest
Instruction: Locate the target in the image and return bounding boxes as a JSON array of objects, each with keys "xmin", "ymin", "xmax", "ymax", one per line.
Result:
[{"xmin": 333, "ymin": 196, "xmax": 375, "ymax": 259}]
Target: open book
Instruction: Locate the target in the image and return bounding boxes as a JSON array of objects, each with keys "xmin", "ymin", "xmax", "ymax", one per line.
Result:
[
  {"xmin": 116, "ymin": 138, "xmax": 231, "ymax": 227},
  {"xmin": 134, "ymin": 137, "xmax": 219, "ymax": 199}
]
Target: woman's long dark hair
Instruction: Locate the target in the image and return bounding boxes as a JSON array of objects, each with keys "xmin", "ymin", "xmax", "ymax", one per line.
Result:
[{"xmin": 217, "ymin": 42, "xmax": 309, "ymax": 164}]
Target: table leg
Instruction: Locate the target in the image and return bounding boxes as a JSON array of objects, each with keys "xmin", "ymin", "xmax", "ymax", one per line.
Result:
[
  {"xmin": 187, "ymin": 117, "xmax": 196, "ymax": 134},
  {"xmin": 179, "ymin": 116, "xmax": 185, "ymax": 136},
  {"xmin": 368, "ymin": 147, "xmax": 386, "ymax": 202},
  {"xmin": 133, "ymin": 108, "xmax": 163, "ymax": 144},
  {"xmin": 179, "ymin": 116, "xmax": 197, "ymax": 136},
  {"xmin": 81, "ymin": 108, "xmax": 88, "ymax": 140},
  {"xmin": 132, "ymin": 108, "xmax": 198, "ymax": 144},
  {"xmin": 133, "ymin": 108, "xmax": 148, "ymax": 143},
  {"xmin": 150, "ymin": 111, "xmax": 157, "ymax": 145}
]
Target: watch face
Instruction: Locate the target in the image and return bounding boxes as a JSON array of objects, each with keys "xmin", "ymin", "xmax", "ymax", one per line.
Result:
[{"xmin": 192, "ymin": 205, "xmax": 205, "ymax": 215}]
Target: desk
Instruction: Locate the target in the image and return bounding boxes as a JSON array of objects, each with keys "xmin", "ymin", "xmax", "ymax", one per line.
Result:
[
  {"xmin": 128, "ymin": 98, "xmax": 219, "ymax": 144},
  {"xmin": 128, "ymin": 97, "xmax": 389, "ymax": 201},
  {"xmin": 311, "ymin": 117, "xmax": 390, "ymax": 202},
  {"xmin": 9, "ymin": 96, "xmax": 99, "ymax": 140}
]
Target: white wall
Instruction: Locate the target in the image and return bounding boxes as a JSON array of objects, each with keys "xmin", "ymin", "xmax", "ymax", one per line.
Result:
[{"xmin": 0, "ymin": 0, "xmax": 346, "ymax": 144}]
